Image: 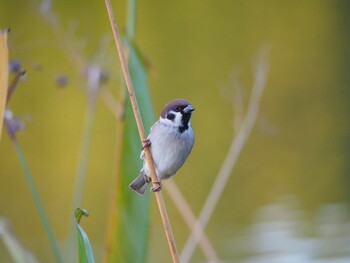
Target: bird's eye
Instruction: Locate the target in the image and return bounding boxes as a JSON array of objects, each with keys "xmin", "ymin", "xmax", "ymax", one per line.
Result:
[{"xmin": 174, "ymin": 106, "xmax": 180, "ymax": 111}]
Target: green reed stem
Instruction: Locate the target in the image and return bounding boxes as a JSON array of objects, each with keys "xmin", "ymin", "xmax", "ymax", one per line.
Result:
[{"xmin": 12, "ymin": 139, "xmax": 63, "ymax": 263}]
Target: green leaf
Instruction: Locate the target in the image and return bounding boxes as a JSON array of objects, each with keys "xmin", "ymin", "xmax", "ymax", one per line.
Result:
[
  {"xmin": 0, "ymin": 218, "xmax": 39, "ymax": 263},
  {"xmin": 107, "ymin": 39, "xmax": 154, "ymax": 263},
  {"xmin": 75, "ymin": 208, "xmax": 95, "ymax": 263}
]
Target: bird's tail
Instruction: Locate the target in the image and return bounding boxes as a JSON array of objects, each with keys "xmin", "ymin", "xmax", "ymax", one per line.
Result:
[{"xmin": 129, "ymin": 172, "xmax": 149, "ymax": 195}]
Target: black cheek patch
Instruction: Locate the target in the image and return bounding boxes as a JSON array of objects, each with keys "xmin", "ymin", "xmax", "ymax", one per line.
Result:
[{"xmin": 167, "ymin": 113, "xmax": 176, "ymax": 121}]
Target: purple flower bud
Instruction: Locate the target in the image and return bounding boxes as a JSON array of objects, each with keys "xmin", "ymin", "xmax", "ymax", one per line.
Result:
[{"xmin": 9, "ymin": 60, "xmax": 21, "ymax": 73}]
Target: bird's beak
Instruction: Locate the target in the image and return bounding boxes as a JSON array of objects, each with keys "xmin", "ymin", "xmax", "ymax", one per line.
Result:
[{"xmin": 184, "ymin": 104, "xmax": 195, "ymax": 113}]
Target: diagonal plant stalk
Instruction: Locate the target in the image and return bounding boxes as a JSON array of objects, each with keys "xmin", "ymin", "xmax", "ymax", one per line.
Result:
[
  {"xmin": 9, "ymin": 137, "xmax": 64, "ymax": 263},
  {"xmin": 180, "ymin": 46, "xmax": 270, "ymax": 263},
  {"xmin": 104, "ymin": 1, "xmax": 180, "ymax": 262}
]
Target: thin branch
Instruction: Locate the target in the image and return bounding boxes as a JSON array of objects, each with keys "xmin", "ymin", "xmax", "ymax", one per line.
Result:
[
  {"xmin": 103, "ymin": 1, "xmax": 180, "ymax": 262},
  {"xmin": 180, "ymin": 46, "xmax": 270, "ymax": 263}
]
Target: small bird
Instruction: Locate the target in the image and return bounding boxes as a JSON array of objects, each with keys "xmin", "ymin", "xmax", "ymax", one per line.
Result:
[{"xmin": 129, "ymin": 99, "xmax": 195, "ymax": 195}]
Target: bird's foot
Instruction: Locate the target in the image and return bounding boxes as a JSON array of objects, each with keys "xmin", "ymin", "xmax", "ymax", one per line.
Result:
[
  {"xmin": 142, "ymin": 139, "xmax": 151, "ymax": 150},
  {"xmin": 150, "ymin": 181, "xmax": 162, "ymax": 192}
]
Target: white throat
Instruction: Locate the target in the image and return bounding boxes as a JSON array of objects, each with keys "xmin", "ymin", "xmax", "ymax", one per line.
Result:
[{"xmin": 159, "ymin": 111, "xmax": 183, "ymax": 128}]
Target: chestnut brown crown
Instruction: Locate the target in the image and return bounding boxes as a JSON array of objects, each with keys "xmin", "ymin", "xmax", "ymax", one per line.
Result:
[{"xmin": 160, "ymin": 99, "xmax": 193, "ymax": 118}]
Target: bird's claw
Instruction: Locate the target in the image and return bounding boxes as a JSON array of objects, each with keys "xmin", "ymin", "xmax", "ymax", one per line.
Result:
[
  {"xmin": 150, "ymin": 181, "xmax": 162, "ymax": 192},
  {"xmin": 142, "ymin": 139, "xmax": 151, "ymax": 150}
]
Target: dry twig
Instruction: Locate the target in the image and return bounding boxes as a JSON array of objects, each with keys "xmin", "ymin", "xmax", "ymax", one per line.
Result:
[{"xmin": 104, "ymin": 1, "xmax": 180, "ymax": 262}]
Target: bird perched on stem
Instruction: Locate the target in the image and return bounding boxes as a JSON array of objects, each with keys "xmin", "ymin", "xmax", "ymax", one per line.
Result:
[{"xmin": 129, "ymin": 99, "xmax": 195, "ymax": 195}]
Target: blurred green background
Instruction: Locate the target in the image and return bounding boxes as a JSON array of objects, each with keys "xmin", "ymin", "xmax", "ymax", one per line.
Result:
[{"xmin": 1, "ymin": 0, "xmax": 350, "ymax": 262}]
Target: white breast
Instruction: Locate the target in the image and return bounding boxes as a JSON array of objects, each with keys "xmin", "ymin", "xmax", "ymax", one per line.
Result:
[{"xmin": 141, "ymin": 120, "xmax": 194, "ymax": 180}]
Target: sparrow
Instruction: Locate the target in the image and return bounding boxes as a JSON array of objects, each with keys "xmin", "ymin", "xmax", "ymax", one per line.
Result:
[{"xmin": 129, "ymin": 99, "xmax": 195, "ymax": 195}]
